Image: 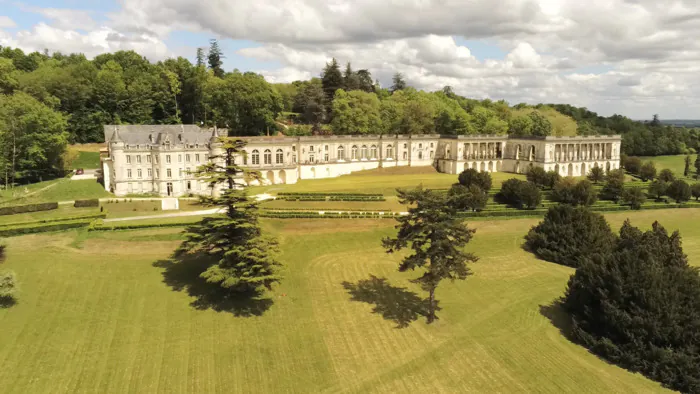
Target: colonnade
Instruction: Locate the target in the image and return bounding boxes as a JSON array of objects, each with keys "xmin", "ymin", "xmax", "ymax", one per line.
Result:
[
  {"xmin": 461, "ymin": 142, "xmax": 503, "ymax": 160},
  {"xmin": 552, "ymin": 142, "xmax": 615, "ymax": 162}
]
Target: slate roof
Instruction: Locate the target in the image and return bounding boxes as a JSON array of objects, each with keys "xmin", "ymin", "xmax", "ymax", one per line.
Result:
[{"xmin": 103, "ymin": 125, "xmax": 227, "ymax": 145}]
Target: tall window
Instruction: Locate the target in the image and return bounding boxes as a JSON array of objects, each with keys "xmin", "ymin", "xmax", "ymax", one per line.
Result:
[
  {"xmin": 127, "ymin": 169, "xmax": 132, "ymax": 178},
  {"xmin": 252, "ymin": 150, "xmax": 260, "ymax": 165},
  {"xmin": 418, "ymin": 143, "xmax": 423, "ymax": 149},
  {"xmin": 196, "ymin": 154, "xmax": 200, "ymax": 162},
  {"xmin": 147, "ymin": 155, "xmax": 151, "ymax": 164},
  {"xmin": 178, "ymin": 154, "xmax": 182, "ymax": 163},
  {"xmin": 136, "ymin": 155, "xmax": 141, "ymax": 164},
  {"xmin": 186, "ymin": 154, "xmax": 190, "ymax": 162},
  {"xmin": 309, "ymin": 145, "xmax": 314, "ymax": 152},
  {"xmin": 276, "ymin": 149, "xmax": 283, "ymax": 164},
  {"xmin": 337, "ymin": 146, "xmax": 345, "ymax": 160},
  {"xmin": 155, "ymin": 169, "xmax": 160, "ymax": 178},
  {"xmin": 361, "ymin": 145, "xmax": 368, "ymax": 159},
  {"xmin": 370, "ymin": 145, "xmax": 377, "ymax": 159},
  {"xmin": 167, "ymin": 169, "xmax": 172, "ymax": 178},
  {"xmin": 137, "ymin": 169, "xmax": 142, "ymax": 178},
  {"xmin": 386, "ymin": 144, "xmax": 393, "ymax": 159},
  {"xmin": 403, "ymin": 152, "xmax": 408, "ymax": 160},
  {"xmin": 309, "ymin": 153, "xmax": 315, "ymax": 162},
  {"xmin": 166, "ymin": 155, "xmax": 171, "ymax": 164},
  {"xmin": 126, "ymin": 155, "xmax": 131, "ymax": 164},
  {"xmin": 351, "ymin": 145, "xmax": 358, "ymax": 160},
  {"xmin": 264, "ymin": 149, "xmax": 272, "ymax": 165},
  {"xmin": 324, "ymin": 152, "xmax": 329, "ymax": 161},
  {"xmin": 147, "ymin": 168, "xmax": 152, "ymax": 177}
]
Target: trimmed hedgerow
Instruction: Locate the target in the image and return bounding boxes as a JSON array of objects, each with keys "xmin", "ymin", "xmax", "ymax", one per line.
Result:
[
  {"xmin": 0, "ymin": 220, "xmax": 93, "ymax": 237},
  {"xmin": 0, "ymin": 202, "xmax": 59, "ymax": 216},
  {"xmin": 74, "ymin": 199, "xmax": 99, "ymax": 208},
  {"xmin": 0, "ymin": 213, "xmax": 106, "ymax": 229}
]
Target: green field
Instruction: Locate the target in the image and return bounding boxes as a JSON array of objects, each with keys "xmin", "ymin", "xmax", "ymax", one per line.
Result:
[
  {"xmin": 0, "ymin": 179, "xmax": 110, "ymax": 206},
  {"xmin": 4, "ymin": 209, "xmax": 698, "ymax": 392},
  {"xmin": 640, "ymin": 154, "xmax": 694, "ymax": 177},
  {"xmin": 71, "ymin": 151, "xmax": 101, "ymax": 169}
]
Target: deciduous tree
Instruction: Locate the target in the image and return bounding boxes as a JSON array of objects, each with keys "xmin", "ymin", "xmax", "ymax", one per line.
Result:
[
  {"xmin": 457, "ymin": 168, "xmax": 492, "ymax": 192},
  {"xmin": 648, "ymin": 179, "xmax": 668, "ymax": 200},
  {"xmin": 330, "ymin": 89, "xmax": 382, "ymax": 135},
  {"xmin": 587, "ymin": 166, "xmax": 605, "ymax": 184},
  {"xmin": 447, "ymin": 184, "xmax": 488, "ymax": 212},
  {"xmin": 601, "ymin": 169, "xmax": 625, "ymax": 202},
  {"xmin": 639, "ymin": 161, "xmax": 656, "ymax": 181},
  {"xmin": 622, "ymin": 186, "xmax": 646, "ymax": 209},
  {"xmin": 659, "ymin": 168, "xmax": 676, "ymax": 183},
  {"xmin": 383, "ymin": 187, "xmax": 478, "ymax": 324},
  {"xmin": 667, "ymin": 179, "xmax": 691, "ymax": 203},
  {"xmin": 390, "ymin": 72, "xmax": 407, "ymax": 94}
]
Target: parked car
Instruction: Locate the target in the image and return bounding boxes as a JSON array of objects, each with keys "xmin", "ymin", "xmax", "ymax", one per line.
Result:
[{"xmin": 75, "ymin": 168, "xmax": 84, "ymax": 175}]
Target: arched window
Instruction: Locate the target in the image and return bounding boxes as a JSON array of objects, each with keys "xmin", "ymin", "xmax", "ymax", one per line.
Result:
[
  {"xmin": 264, "ymin": 149, "xmax": 272, "ymax": 165},
  {"xmin": 403, "ymin": 151, "xmax": 408, "ymax": 160},
  {"xmin": 361, "ymin": 145, "xmax": 368, "ymax": 159},
  {"xmin": 337, "ymin": 145, "xmax": 345, "ymax": 160},
  {"xmin": 419, "ymin": 143, "xmax": 423, "ymax": 149},
  {"xmin": 276, "ymin": 149, "xmax": 283, "ymax": 164},
  {"xmin": 252, "ymin": 150, "xmax": 260, "ymax": 165},
  {"xmin": 386, "ymin": 144, "xmax": 393, "ymax": 159},
  {"xmin": 370, "ymin": 145, "xmax": 377, "ymax": 159},
  {"xmin": 430, "ymin": 142, "xmax": 434, "ymax": 148},
  {"xmin": 351, "ymin": 145, "xmax": 358, "ymax": 160},
  {"xmin": 418, "ymin": 152, "xmax": 423, "ymax": 160}
]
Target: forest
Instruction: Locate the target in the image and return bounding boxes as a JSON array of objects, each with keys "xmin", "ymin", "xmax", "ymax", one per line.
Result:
[{"xmin": 0, "ymin": 40, "xmax": 699, "ymax": 183}]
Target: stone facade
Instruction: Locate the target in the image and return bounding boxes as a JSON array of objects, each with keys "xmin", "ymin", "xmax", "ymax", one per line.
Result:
[{"xmin": 101, "ymin": 125, "xmax": 622, "ymax": 197}]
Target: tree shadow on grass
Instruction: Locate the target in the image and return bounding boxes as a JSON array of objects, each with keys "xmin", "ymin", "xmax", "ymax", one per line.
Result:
[
  {"xmin": 153, "ymin": 254, "xmax": 273, "ymax": 317},
  {"xmin": 539, "ymin": 300, "xmax": 576, "ymax": 341},
  {"xmin": 341, "ymin": 275, "xmax": 437, "ymax": 328},
  {"xmin": 0, "ymin": 296, "xmax": 17, "ymax": 308}
]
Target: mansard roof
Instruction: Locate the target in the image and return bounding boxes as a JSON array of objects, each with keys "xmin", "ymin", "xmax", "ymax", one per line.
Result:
[{"xmin": 103, "ymin": 125, "xmax": 228, "ymax": 146}]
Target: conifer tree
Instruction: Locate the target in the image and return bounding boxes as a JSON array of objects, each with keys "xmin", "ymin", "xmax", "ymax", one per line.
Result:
[
  {"xmin": 684, "ymin": 155, "xmax": 691, "ymax": 177},
  {"xmin": 383, "ymin": 187, "xmax": 478, "ymax": 323},
  {"xmin": 695, "ymin": 155, "xmax": 700, "ymax": 178},
  {"xmin": 321, "ymin": 58, "xmax": 343, "ymax": 111},
  {"xmin": 176, "ymin": 137, "xmax": 282, "ymax": 293},
  {"xmin": 207, "ymin": 39, "xmax": 225, "ymax": 78},
  {"xmin": 196, "ymin": 48, "xmax": 206, "ymax": 68},
  {"xmin": 390, "ymin": 72, "xmax": 407, "ymax": 93}
]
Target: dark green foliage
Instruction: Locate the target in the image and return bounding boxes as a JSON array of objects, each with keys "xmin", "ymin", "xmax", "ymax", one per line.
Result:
[
  {"xmin": 623, "ymin": 156, "xmax": 642, "ymax": 174},
  {"xmin": 447, "ymin": 184, "xmax": 488, "ymax": 212},
  {"xmin": 0, "ymin": 241, "xmax": 5, "ymax": 262},
  {"xmin": 321, "ymin": 58, "xmax": 343, "ymax": 110},
  {"xmin": 695, "ymin": 155, "xmax": 700, "ymax": 178},
  {"xmin": 383, "ymin": 187, "xmax": 478, "ymax": 323},
  {"xmin": 692, "ymin": 183, "xmax": 700, "ymax": 201},
  {"xmin": 648, "ymin": 179, "xmax": 669, "ymax": 200},
  {"xmin": 622, "ymin": 186, "xmax": 646, "ymax": 209},
  {"xmin": 545, "ymin": 170, "xmax": 561, "ymax": 189},
  {"xmin": 658, "ymin": 169, "xmax": 676, "ymax": 183},
  {"xmin": 390, "ymin": 72, "xmax": 407, "ymax": 93},
  {"xmin": 639, "ymin": 161, "xmax": 656, "ymax": 181},
  {"xmin": 587, "ymin": 166, "xmax": 605, "ymax": 184},
  {"xmin": 73, "ymin": 199, "xmax": 99, "ymax": 208},
  {"xmin": 526, "ymin": 166, "xmax": 548, "ymax": 188},
  {"xmin": 177, "ymin": 138, "xmax": 282, "ymax": 294},
  {"xmin": 0, "ymin": 270, "xmax": 18, "ymax": 306},
  {"xmin": 457, "ymin": 168, "xmax": 492, "ymax": 192},
  {"xmin": 551, "ymin": 178, "xmax": 598, "ymax": 206},
  {"xmin": 667, "ymin": 179, "xmax": 691, "ymax": 203},
  {"xmin": 207, "ymin": 39, "xmax": 225, "ymax": 78},
  {"xmin": 0, "ymin": 202, "xmax": 58, "ymax": 216},
  {"xmin": 524, "ymin": 205, "xmax": 615, "ymax": 268},
  {"xmin": 0, "ymin": 219, "xmax": 92, "ymax": 237},
  {"xmin": 601, "ymin": 169, "xmax": 625, "ymax": 202},
  {"xmin": 497, "ymin": 179, "xmax": 542, "ymax": 209},
  {"xmin": 528, "ymin": 111, "xmax": 552, "ymax": 136},
  {"xmin": 685, "ymin": 155, "xmax": 691, "ymax": 177},
  {"xmin": 563, "ymin": 221, "xmax": 700, "ymax": 393}
]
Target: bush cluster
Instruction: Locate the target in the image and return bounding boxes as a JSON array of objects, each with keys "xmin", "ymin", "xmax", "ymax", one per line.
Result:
[
  {"xmin": 457, "ymin": 169, "xmax": 492, "ymax": 192},
  {"xmin": 0, "ymin": 202, "xmax": 59, "ymax": 216},
  {"xmin": 497, "ymin": 179, "xmax": 542, "ymax": 209},
  {"xmin": 73, "ymin": 199, "xmax": 100, "ymax": 208},
  {"xmin": 551, "ymin": 178, "xmax": 598, "ymax": 206}
]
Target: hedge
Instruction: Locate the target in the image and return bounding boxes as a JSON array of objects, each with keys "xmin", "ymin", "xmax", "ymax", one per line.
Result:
[
  {"xmin": 90, "ymin": 221, "xmax": 201, "ymax": 231},
  {"xmin": 0, "ymin": 219, "xmax": 93, "ymax": 237},
  {"xmin": 277, "ymin": 192, "xmax": 383, "ymax": 197},
  {"xmin": 0, "ymin": 202, "xmax": 58, "ymax": 216},
  {"xmin": 74, "ymin": 199, "xmax": 99, "ymax": 208},
  {"xmin": 0, "ymin": 213, "xmax": 107, "ymax": 229}
]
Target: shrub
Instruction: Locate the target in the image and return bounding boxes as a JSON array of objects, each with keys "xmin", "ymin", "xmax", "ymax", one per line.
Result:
[
  {"xmin": 74, "ymin": 199, "xmax": 99, "ymax": 208},
  {"xmin": 0, "ymin": 202, "xmax": 58, "ymax": 216},
  {"xmin": 639, "ymin": 161, "xmax": 657, "ymax": 181},
  {"xmin": 658, "ymin": 168, "xmax": 676, "ymax": 183},
  {"xmin": 551, "ymin": 177, "xmax": 598, "ymax": 206},
  {"xmin": 622, "ymin": 186, "xmax": 646, "ymax": 209},
  {"xmin": 447, "ymin": 184, "xmax": 488, "ymax": 212},
  {"xmin": 524, "ymin": 205, "xmax": 616, "ymax": 268},
  {"xmin": 587, "ymin": 166, "xmax": 605, "ymax": 184},
  {"xmin": 623, "ymin": 156, "xmax": 642, "ymax": 175},
  {"xmin": 648, "ymin": 179, "xmax": 669, "ymax": 200},
  {"xmin": 692, "ymin": 183, "xmax": 700, "ymax": 201},
  {"xmin": 545, "ymin": 170, "xmax": 561, "ymax": 189},
  {"xmin": 0, "ymin": 270, "xmax": 18, "ymax": 305},
  {"xmin": 601, "ymin": 169, "xmax": 625, "ymax": 202},
  {"xmin": 457, "ymin": 168, "xmax": 492, "ymax": 192},
  {"xmin": 667, "ymin": 179, "xmax": 691, "ymax": 203},
  {"xmin": 526, "ymin": 166, "xmax": 548, "ymax": 188},
  {"xmin": 497, "ymin": 179, "xmax": 541, "ymax": 209},
  {"xmin": 0, "ymin": 241, "xmax": 5, "ymax": 262},
  {"xmin": 563, "ymin": 221, "xmax": 700, "ymax": 393},
  {"xmin": 519, "ymin": 182, "xmax": 542, "ymax": 209}
]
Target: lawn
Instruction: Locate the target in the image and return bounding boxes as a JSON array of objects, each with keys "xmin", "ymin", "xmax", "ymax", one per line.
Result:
[
  {"xmin": 251, "ymin": 166, "xmax": 525, "ymax": 196},
  {"xmin": 3, "ymin": 209, "xmax": 697, "ymax": 392},
  {"xmin": 71, "ymin": 151, "xmax": 101, "ymax": 169},
  {"xmin": 0, "ymin": 179, "xmax": 111, "ymax": 206}
]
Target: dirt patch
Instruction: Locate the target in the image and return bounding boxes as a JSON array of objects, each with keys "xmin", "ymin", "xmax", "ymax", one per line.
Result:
[
  {"xmin": 264, "ymin": 219, "xmax": 395, "ymax": 235},
  {"xmin": 70, "ymin": 143, "xmax": 104, "ymax": 152}
]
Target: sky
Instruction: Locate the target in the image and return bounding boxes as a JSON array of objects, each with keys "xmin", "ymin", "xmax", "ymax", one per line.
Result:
[{"xmin": 1, "ymin": 0, "xmax": 699, "ymax": 120}]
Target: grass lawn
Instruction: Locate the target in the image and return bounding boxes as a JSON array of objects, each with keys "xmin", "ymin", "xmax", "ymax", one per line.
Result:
[
  {"xmin": 0, "ymin": 179, "xmax": 110, "ymax": 206},
  {"xmin": 251, "ymin": 166, "xmax": 525, "ymax": 196},
  {"xmin": 71, "ymin": 151, "xmax": 101, "ymax": 169},
  {"xmin": 639, "ymin": 154, "xmax": 699, "ymax": 180},
  {"xmin": 0, "ymin": 206, "xmax": 100, "ymax": 225},
  {"xmin": 3, "ymin": 209, "xmax": 698, "ymax": 392}
]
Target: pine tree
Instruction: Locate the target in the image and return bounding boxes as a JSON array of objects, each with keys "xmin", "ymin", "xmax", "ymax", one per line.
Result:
[
  {"xmin": 694, "ymin": 155, "xmax": 700, "ymax": 178},
  {"xmin": 390, "ymin": 72, "xmax": 407, "ymax": 93},
  {"xmin": 196, "ymin": 48, "xmax": 206, "ymax": 68},
  {"xmin": 208, "ymin": 39, "xmax": 225, "ymax": 78},
  {"xmin": 684, "ymin": 155, "xmax": 691, "ymax": 177},
  {"xmin": 321, "ymin": 58, "xmax": 343, "ymax": 112},
  {"xmin": 176, "ymin": 137, "xmax": 282, "ymax": 293},
  {"xmin": 383, "ymin": 187, "xmax": 478, "ymax": 323},
  {"xmin": 343, "ymin": 62, "xmax": 359, "ymax": 91}
]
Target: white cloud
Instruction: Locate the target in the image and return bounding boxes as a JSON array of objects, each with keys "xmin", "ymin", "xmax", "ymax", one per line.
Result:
[{"xmin": 0, "ymin": 16, "xmax": 16, "ymax": 29}]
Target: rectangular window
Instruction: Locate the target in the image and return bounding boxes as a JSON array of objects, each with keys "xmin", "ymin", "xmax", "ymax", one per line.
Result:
[
  {"xmin": 179, "ymin": 169, "xmax": 183, "ymax": 177},
  {"xmin": 196, "ymin": 154, "xmax": 200, "ymax": 162},
  {"xmin": 324, "ymin": 153, "xmax": 329, "ymax": 162},
  {"xmin": 155, "ymin": 155, "xmax": 159, "ymax": 164},
  {"xmin": 309, "ymin": 154, "xmax": 315, "ymax": 162},
  {"xmin": 178, "ymin": 154, "xmax": 182, "ymax": 163},
  {"xmin": 156, "ymin": 169, "xmax": 160, "ymax": 178},
  {"xmin": 136, "ymin": 155, "xmax": 141, "ymax": 164},
  {"xmin": 147, "ymin": 155, "xmax": 151, "ymax": 163},
  {"xmin": 147, "ymin": 168, "xmax": 152, "ymax": 177},
  {"xmin": 126, "ymin": 155, "xmax": 131, "ymax": 164},
  {"xmin": 137, "ymin": 169, "xmax": 142, "ymax": 178},
  {"xmin": 167, "ymin": 169, "xmax": 172, "ymax": 178},
  {"xmin": 166, "ymin": 155, "xmax": 171, "ymax": 164},
  {"xmin": 127, "ymin": 169, "xmax": 132, "ymax": 178},
  {"xmin": 186, "ymin": 154, "xmax": 190, "ymax": 162}
]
